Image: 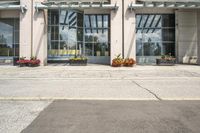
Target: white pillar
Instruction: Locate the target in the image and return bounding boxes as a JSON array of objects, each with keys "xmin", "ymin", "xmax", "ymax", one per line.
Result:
[
  {"xmin": 124, "ymin": 0, "xmax": 136, "ymax": 60},
  {"xmin": 110, "ymin": 0, "xmax": 123, "ymax": 64},
  {"xmin": 20, "ymin": 0, "xmax": 32, "ymax": 59},
  {"xmin": 33, "ymin": 0, "xmax": 48, "ymax": 66}
]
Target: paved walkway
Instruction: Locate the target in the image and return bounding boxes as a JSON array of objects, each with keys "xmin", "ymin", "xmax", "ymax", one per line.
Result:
[
  {"xmin": 0, "ymin": 65, "xmax": 200, "ymax": 133},
  {"xmin": 0, "ymin": 65, "xmax": 199, "ymax": 100}
]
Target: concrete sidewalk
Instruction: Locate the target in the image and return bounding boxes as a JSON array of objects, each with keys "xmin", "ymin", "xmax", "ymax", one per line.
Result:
[{"xmin": 0, "ymin": 65, "xmax": 200, "ymax": 100}]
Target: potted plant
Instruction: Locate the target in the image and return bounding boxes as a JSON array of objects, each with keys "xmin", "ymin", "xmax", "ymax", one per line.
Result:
[
  {"xmin": 28, "ymin": 56, "xmax": 40, "ymax": 67},
  {"xmin": 156, "ymin": 53, "xmax": 176, "ymax": 66},
  {"xmin": 123, "ymin": 58, "xmax": 136, "ymax": 67},
  {"xmin": 17, "ymin": 57, "xmax": 29, "ymax": 67},
  {"xmin": 69, "ymin": 56, "xmax": 87, "ymax": 66},
  {"xmin": 112, "ymin": 54, "xmax": 123, "ymax": 67}
]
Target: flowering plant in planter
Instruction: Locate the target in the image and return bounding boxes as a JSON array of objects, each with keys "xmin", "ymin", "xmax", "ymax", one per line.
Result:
[
  {"xmin": 123, "ymin": 58, "xmax": 136, "ymax": 67},
  {"xmin": 29, "ymin": 59, "xmax": 40, "ymax": 67},
  {"xmin": 29, "ymin": 56, "xmax": 40, "ymax": 67},
  {"xmin": 17, "ymin": 57, "xmax": 29, "ymax": 67},
  {"xmin": 17, "ymin": 56, "xmax": 40, "ymax": 67},
  {"xmin": 112, "ymin": 54, "xmax": 123, "ymax": 67},
  {"xmin": 69, "ymin": 56, "xmax": 87, "ymax": 66},
  {"xmin": 157, "ymin": 53, "xmax": 176, "ymax": 66}
]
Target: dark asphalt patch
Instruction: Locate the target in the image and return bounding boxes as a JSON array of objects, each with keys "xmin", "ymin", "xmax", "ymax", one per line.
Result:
[{"xmin": 21, "ymin": 100, "xmax": 200, "ymax": 133}]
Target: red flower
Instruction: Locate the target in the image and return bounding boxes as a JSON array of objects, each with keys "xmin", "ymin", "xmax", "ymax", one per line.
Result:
[
  {"xmin": 29, "ymin": 59, "xmax": 40, "ymax": 65},
  {"xmin": 17, "ymin": 60, "xmax": 30, "ymax": 64}
]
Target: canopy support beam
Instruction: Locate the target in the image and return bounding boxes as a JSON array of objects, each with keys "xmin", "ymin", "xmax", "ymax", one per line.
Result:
[
  {"xmin": 129, "ymin": 1, "xmax": 200, "ymax": 11},
  {"xmin": 0, "ymin": 5, "xmax": 27, "ymax": 13},
  {"xmin": 35, "ymin": 2, "xmax": 119, "ymax": 12}
]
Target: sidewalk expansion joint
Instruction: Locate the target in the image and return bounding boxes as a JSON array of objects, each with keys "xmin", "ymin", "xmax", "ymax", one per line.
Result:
[{"xmin": 132, "ymin": 81, "xmax": 162, "ymax": 101}]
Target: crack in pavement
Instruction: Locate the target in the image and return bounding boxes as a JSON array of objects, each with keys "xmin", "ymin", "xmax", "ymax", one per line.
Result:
[{"xmin": 132, "ymin": 80, "xmax": 162, "ymax": 101}]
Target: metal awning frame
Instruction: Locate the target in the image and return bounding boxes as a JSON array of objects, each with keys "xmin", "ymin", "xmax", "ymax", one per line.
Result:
[
  {"xmin": 129, "ymin": 1, "xmax": 200, "ymax": 11},
  {"xmin": 0, "ymin": 1, "xmax": 27, "ymax": 13},
  {"xmin": 35, "ymin": 2, "xmax": 119, "ymax": 12}
]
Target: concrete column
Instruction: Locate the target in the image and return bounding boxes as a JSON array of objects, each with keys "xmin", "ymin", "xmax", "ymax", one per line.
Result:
[
  {"xmin": 33, "ymin": 0, "xmax": 48, "ymax": 66},
  {"xmin": 110, "ymin": 0, "xmax": 123, "ymax": 64},
  {"xmin": 124, "ymin": 0, "xmax": 136, "ymax": 60},
  {"xmin": 20, "ymin": 0, "xmax": 47, "ymax": 65},
  {"xmin": 197, "ymin": 10, "xmax": 200, "ymax": 65},
  {"xmin": 176, "ymin": 10, "xmax": 198, "ymax": 64},
  {"xmin": 20, "ymin": 0, "xmax": 32, "ymax": 59}
]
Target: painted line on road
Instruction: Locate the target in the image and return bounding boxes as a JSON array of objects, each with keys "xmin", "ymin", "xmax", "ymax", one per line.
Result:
[
  {"xmin": 0, "ymin": 97, "xmax": 158, "ymax": 101},
  {"xmin": 0, "ymin": 77, "xmax": 199, "ymax": 80},
  {"xmin": 1, "ymin": 97, "xmax": 200, "ymax": 101}
]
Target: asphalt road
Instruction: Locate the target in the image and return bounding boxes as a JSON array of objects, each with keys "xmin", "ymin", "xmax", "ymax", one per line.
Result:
[{"xmin": 21, "ymin": 100, "xmax": 200, "ymax": 133}]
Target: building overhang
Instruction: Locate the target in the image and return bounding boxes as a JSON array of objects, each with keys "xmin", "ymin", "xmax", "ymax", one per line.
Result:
[
  {"xmin": 129, "ymin": 0, "xmax": 200, "ymax": 11},
  {"xmin": 0, "ymin": 0, "xmax": 27, "ymax": 13},
  {"xmin": 35, "ymin": 1, "xmax": 119, "ymax": 12}
]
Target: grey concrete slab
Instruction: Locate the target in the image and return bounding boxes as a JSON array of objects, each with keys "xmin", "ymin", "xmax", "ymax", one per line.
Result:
[
  {"xmin": 136, "ymin": 79, "xmax": 200, "ymax": 100},
  {"xmin": 22, "ymin": 100, "xmax": 200, "ymax": 133},
  {"xmin": 0, "ymin": 101, "xmax": 51, "ymax": 133},
  {"xmin": 0, "ymin": 79, "xmax": 154, "ymax": 99},
  {"xmin": 0, "ymin": 65, "xmax": 200, "ymax": 100}
]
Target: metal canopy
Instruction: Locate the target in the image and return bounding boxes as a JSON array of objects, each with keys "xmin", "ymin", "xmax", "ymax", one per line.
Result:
[
  {"xmin": 35, "ymin": 1, "xmax": 118, "ymax": 12},
  {"xmin": 129, "ymin": 0, "xmax": 200, "ymax": 10},
  {"xmin": 0, "ymin": 0, "xmax": 27, "ymax": 13}
]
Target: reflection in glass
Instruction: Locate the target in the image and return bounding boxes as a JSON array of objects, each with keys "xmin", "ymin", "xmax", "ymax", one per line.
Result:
[
  {"xmin": 136, "ymin": 14, "xmax": 175, "ymax": 57},
  {"xmin": 0, "ymin": 18, "xmax": 19, "ymax": 57},
  {"xmin": 84, "ymin": 14, "xmax": 110, "ymax": 57},
  {"xmin": 48, "ymin": 11, "xmax": 110, "ymax": 59},
  {"xmin": 48, "ymin": 10, "xmax": 83, "ymax": 58},
  {"xmin": 85, "ymin": 43, "xmax": 93, "ymax": 56}
]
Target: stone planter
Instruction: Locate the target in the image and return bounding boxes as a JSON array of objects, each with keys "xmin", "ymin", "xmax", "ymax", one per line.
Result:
[
  {"xmin": 69, "ymin": 59, "xmax": 87, "ymax": 66},
  {"xmin": 13, "ymin": 57, "xmax": 19, "ymax": 66},
  {"xmin": 19, "ymin": 63, "xmax": 27, "ymax": 67},
  {"xmin": 28, "ymin": 64, "xmax": 40, "ymax": 67},
  {"xmin": 156, "ymin": 59, "xmax": 176, "ymax": 66}
]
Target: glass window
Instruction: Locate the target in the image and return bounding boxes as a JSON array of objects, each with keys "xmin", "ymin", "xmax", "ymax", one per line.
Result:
[
  {"xmin": 162, "ymin": 29, "xmax": 175, "ymax": 42},
  {"xmin": 48, "ymin": 10, "xmax": 83, "ymax": 58},
  {"xmin": 136, "ymin": 14, "xmax": 175, "ymax": 56},
  {"xmin": 85, "ymin": 43, "xmax": 93, "ymax": 56},
  {"xmin": 162, "ymin": 15, "xmax": 175, "ymax": 27},
  {"xmin": 48, "ymin": 11, "xmax": 110, "ymax": 58},
  {"xmin": 0, "ymin": 18, "xmax": 19, "ymax": 57},
  {"xmin": 84, "ymin": 14, "xmax": 110, "ymax": 57}
]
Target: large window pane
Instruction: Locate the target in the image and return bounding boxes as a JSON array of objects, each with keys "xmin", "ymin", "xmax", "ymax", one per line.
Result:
[
  {"xmin": 136, "ymin": 14, "xmax": 175, "ymax": 57},
  {"xmin": 162, "ymin": 15, "xmax": 175, "ymax": 27},
  {"xmin": 162, "ymin": 29, "xmax": 175, "ymax": 42},
  {"xmin": 50, "ymin": 26, "xmax": 59, "ymax": 40},
  {"xmin": 49, "ymin": 10, "xmax": 59, "ymax": 25},
  {"xmin": 84, "ymin": 14, "xmax": 110, "ymax": 57},
  {"xmin": 0, "ymin": 18, "xmax": 19, "ymax": 57},
  {"xmin": 85, "ymin": 43, "xmax": 93, "ymax": 56}
]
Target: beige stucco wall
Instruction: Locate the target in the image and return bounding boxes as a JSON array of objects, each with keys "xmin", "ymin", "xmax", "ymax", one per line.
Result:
[
  {"xmin": 20, "ymin": 0, "xmax": 47, "ymax": 65},
  {"xmin": 33, "ymin": 0, "xmax": 48, "ymax": 66},
  {"xmin": 124, "ymin": 0, "xmax": 136, "ymax": 60},
  {"xmin": 176, "ymin": 10, "xmax": 198, "ymax": 63},
  {"xmin": 20, "ymin": 0, "xmax": 32, "ymax": 60},
  {"xmin": 197, "ymin": 10, "xmax": 200, "ymax": 65},
  {"xmin": 110, "ymin": 0, "xmax": 123, "ymax": 64}
]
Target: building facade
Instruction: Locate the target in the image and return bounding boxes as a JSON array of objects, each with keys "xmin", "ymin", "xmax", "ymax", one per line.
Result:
[{"xmin": 0, "ymin": 0, "xmax": 200, "ymax": 65}]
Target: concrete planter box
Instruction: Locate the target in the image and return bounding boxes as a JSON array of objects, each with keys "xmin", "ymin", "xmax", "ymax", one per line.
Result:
[
  {"xmin": 69, "ymin": 59, "xmax": 87, "ymax": 66},
  {"xmin": 13, "ymin": 57, "xmax": 19, "ymax": 66},
  {"xmin": 156, "ymin": 59, "xmax": 176, "ymax": 66}
]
